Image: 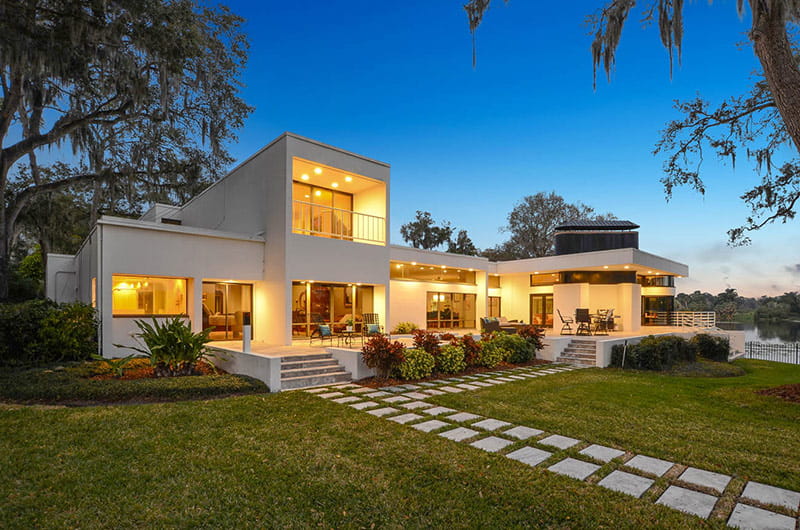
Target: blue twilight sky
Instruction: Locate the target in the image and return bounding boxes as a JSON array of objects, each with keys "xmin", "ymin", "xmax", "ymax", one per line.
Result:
[{"xmin": 221, "ymin": 0, "xmax": 799, "ymax": 297}]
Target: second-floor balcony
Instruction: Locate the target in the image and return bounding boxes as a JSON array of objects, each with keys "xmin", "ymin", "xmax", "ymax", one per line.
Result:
[{"xmin": 292, "ymin": 200, "xmax": 385, "ymax": 245}]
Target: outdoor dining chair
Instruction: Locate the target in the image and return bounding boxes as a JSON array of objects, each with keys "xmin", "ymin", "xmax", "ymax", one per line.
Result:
[
  {"xmin": 557, "ymin": 309, "xmax": 574, "ymax": 335},
  {"xmin": 575, "ymin": 308, "xmax": 592, "ymax": 336}
]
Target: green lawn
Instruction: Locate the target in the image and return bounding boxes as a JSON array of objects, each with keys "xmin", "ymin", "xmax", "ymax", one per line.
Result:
[
  {"xmin": 430, "ymin": 360, "xmax": 800, "ymax": 492},
  {"xmin": 1, "ymin": 392, "xmax": 710, "ymax": 529}
]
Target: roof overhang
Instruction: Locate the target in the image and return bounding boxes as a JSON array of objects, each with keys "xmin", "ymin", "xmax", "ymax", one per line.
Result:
[{"xmin": 494, "ymin": 248, "xmax": 689, "ymax": 278}]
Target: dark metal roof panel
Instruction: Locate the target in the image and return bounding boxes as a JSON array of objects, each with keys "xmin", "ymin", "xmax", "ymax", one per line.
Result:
[{"xmin": 555, "ymin": 220, "xmax": 640, "ymax": 231}]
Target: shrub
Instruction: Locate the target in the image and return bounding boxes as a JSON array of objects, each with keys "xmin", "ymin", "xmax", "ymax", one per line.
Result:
[
  {"xmin": 691, "ymin": 333, "xmax": 730, "ymax": 362},
  {"xmin": 611, "ymin": 335, "xmax": 696, "ymax": 371},
  {"xmin": 436, "ymin": 344, "xmax": 466, "ymax": 374},
  {"xmin": 412, "ymin": 329, "xmax": 441, "ymax": 355},
  {"xmin": 477, "ymin": 333, "xmax": 512, "ymax": 368},
  {"xmin": 492, "ymin": 333, "xmax": 537, "ymax": 364},
  {"xmin": 518, "ymin": 325, "xmax": 545, "ymax": 352},
  {"xmin": 460, "ymin": 335, "xmax": 482, "ymax": 367},
  {"xmin": 361, "ymin": 335, "xmax": 405, "ymax": 378},
  {"xmin": 123, "ymin": 318, "xmax": 213, "ymax": 377},
  {"xmin": 395, "ymin": 348, "xmax": 435, "ymax": 380},
  {"xmin": 0, "ymin": 300, "xmax": 97, "ymax": 367},
  {"xmin": 392, "ymin": 321, "xmax": 419, "ymax": 334}
]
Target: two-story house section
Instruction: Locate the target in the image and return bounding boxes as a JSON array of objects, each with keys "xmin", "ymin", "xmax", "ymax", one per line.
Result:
[{"xmin": 46, "ymin": 132, "xmax": 692, "ymax": 362}]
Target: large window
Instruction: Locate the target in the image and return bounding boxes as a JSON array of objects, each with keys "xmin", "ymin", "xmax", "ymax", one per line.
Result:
[
  {"xmin": 488, "ymin": 275, "xmax": 501, "ymax": 289},
  {"xmin": 560, "ymin": 271, "xmax": 637, "ymax": 284},
  {"xmin": 292, "ymin": 182, "xmax": 354, "ymax": 240},
  {"xmin": 638, "ymin": 275, "xmax": 675, "ymax": 287},
  {"xmin": 530, "ymin": 294, "xmax": 554, "ymax": 327},
  {"xmin": 642, "ymin": 296, "xmax": 675, "ymax": 325},
  {"xmin": 391, "ymin": 262, "xmax": 477, "ymax": 285},
  {"xmin": 202, "ymin": 282, "xmax": 253, "ymax": 340},
  {"xmin": 426, "ymin": 292, "xmax": 476, "ymax": 329},
  {"xmin": 112, "ymin": 275, "xmax": 187, "ymax": 316},
  {"xmin": 530, "ymin": 273, "xmax": 560, "ymax": 286},
  {"xmin": 291, "ymin": 282, "xmax": 374, "ymax": 337}
]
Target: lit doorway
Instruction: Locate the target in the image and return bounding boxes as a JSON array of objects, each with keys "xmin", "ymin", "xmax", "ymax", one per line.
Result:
[
  {"xmin": 530, "ymin": 294, "xmax": 554, "ymax": 328},
  {"xmin": 202, "ymin": 282, "xmax": 253, "ymax": 340}
]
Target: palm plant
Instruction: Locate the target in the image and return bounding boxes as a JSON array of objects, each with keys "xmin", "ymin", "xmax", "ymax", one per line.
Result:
[{"xmin": 121, "ymin": 318, "xmax": 214, "ymax": 377}]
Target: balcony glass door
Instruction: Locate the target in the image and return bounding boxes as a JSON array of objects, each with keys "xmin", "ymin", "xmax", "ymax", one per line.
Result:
[
  {"xmin": 292, "ymin": 182, "xmax": 353, "ymax": 240},
  {"xmin": 530, "ymin": 294, "xmax": 553, "ymax": 328}
]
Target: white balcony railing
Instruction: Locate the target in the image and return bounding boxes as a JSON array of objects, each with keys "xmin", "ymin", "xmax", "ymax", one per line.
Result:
[
  {"xmin": 648, "ymin": 311, "xmax": 716, "ymax": 328},
  {"xmin": 292, "ymin": 200, "xmax": 385, "ymax": 245}
]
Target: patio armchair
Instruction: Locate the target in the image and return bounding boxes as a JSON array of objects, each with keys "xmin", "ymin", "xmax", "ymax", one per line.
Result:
[
  {"xmin": 575, "ymin": 308, "xmax": 592, "ymax": 336},
  {"xmin": 362, "ymin": 313, "xmax": 384, "ymax": 340},
  {"xmin": 480, "ymin": 317, "xmax": 517, "ymax": 334},
  {"xmin": 310, "ymin": 324, "xmax": 335, "ymax": 346},
  {"xmin": 557, "ymin": 309, "xmax": 573, "ymax": 335}
]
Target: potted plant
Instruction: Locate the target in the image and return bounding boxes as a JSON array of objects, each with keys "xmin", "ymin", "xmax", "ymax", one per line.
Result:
[{"xmin": 345, "ymin": 318, "xmax": 354, "ymax": 332}]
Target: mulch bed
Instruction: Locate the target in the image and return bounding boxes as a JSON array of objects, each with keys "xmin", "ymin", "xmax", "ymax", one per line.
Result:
[
  {"xmin": 756, "ymin": 383, "xmax": 800, "ymax": 403},
  {"xmin": 90, "ymin": 360, "xmax": 220, "ymax": 380},
  {"xmin": 355, "ymin": 359, "xmax": 551, "ymax": 389}
]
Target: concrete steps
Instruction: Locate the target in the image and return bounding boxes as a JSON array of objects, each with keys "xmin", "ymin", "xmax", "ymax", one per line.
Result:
[
  {"xmin": 557, "ymin": 339, "xmax": 596, "ymax": 366},
  {"xmin": 280, "ymin": 352, "xmax": 352, "ymax": 390}
]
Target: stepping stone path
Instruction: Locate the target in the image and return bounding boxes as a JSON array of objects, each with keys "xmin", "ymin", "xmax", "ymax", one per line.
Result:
[
  {"xmin": 538, "ymin": 434, "xmax": 581, "ymax": 450},
  {"xmin": 307, "ymin": 365, "xmax": 800, "ymax": 529},
  {"xmin": 625, "ymin": 455, "xmax": 674, "ymax": 477},
  {"xmin": 548, "ymin": 458, "xmax": 600, "ymax": 480},
  {"xmin": 598, "ymin": 470, "xmax": 654, "ymax": 498},
  {"xmin": 580, "ymin": 444, "xmax": 625, "ymax": 463},
  {"xmin": 657, "ymin": 486, "xmax": 718, "ymax": 519},
  {"xmin": 470, "ymin": 436, "xmax": 513, "ymax": 453}
]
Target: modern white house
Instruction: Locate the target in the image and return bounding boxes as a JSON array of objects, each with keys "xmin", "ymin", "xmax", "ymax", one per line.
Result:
[{"xmin": 46, "ymin": 132, "xmax": 736, "ymax": 387}]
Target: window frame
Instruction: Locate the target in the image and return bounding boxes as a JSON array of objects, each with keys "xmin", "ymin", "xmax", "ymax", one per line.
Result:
[{"xmin": 111, "ymin": 274, "xmax": 189, "ymax": 318}]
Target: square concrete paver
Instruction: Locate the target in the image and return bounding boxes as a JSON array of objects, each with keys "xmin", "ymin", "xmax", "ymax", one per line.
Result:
[
  {"xmin": 484, "ymin": 379, "xmax": 506, "ymax": 384},
  {"xmin": 412, "ymin": 420, "xmax": 450, "ymax": 433},
  {"xmin": 678, "ymin": 467, "xmax": 732, "ymax": 494},
  {"xmin": 470, "ymin": 436, "xmax": 514, "ymax": 453},
  {"xmin": 400, "ymin": 401, "xmax": 433, "ymax": 410},
  {"xmin": 580, "ymin": 444, "xmax": 625, "ymax": 463},
  {"xmin": 383, "ymin": 396, "xmax": 411, "ymax": 404},
  {"xmin": 656, "ymin": 486, "xmax": 718, "ymax": 519},
  {"xmin": 598, "ymin": 470, "xmax": 654, "ymax": 498},
  {"xmin": 439, "ymin": 427, "xmax": 479, "ymax": 442},
  {"xmin": 424, "ymin": 406, "xmax": 457, "ymax": 416},
  {"xmin": 349, "ymin": 387, "xmax": 373, "ymax": 394},
  {"xmin": 507, "ymin": 375, "xmax": 526, "ymax": 380},
  {"xmin": 379, "ymin": 386, "xmax": 406, "ymax": 392},
  {"xmin": 728, "ymin": 503, "xmax": 796, "ymax": 530},
  {"xmin": 538, "ymin": 434, "xmax": 581, "ymax": 450},
  {"xmin": 367, "ymin": 407, "xmax": 398, "ymax": 417},
  {"xmin": 471, "ymin": 381, "xmax": 494, "ymax": 387},
  {"xmin": 447, "ymin": 378, "xmax": 465, "ymax": 382},
  {"xmin": 418, "ymin": 382, "xmax": 438, "ymax": 387},
  {"xmin": 389, "ymin": 413, "xmax": 424, "ymax": 424},
  {"xmin": 455, "ymin": 383, "xmax": 481, "ymax": 390},
  {"xmin": 401, "ymin": 384, "xmax": 421, "ymax": 390},
  {"xmin": 495, "ymin": 377, "xmax": 515, "ymax": 382},
  {"xmin": 472, "ymin": 418, "xmax": 512, "ymax": 431},
  {"xmin": 548, "ymin": 458, "xmax": 600, "ymax": 480},
  {"xmin": 403, "ymin": 392, "xmax": 430, "ymax": 400},
  {"xmin": 421, "ymin": 389, "xmax": 446, "ymax": 396},
  {"xmin": 503, "ymin": 426, "xmax": 544, "ymax": 440},
  {"xmin": 438, "ymin": 386, "xmax": 464, "ymax": 393},
  {"xmin": 625, "ymin": 455, "xmax": 674, "ymax": 477},
  {"xmin": 350, "ymin": 401, "xmax": 379, "ymax": 410},
  {"xmin": 332, "ymin": 396, "xmax": 361, "ymax": 404},
  {"xmin": 741, "ymin": 481, "xmax": 800, "ymax": 511},
  {"xmin": 445, "ymin": 412, "xmax": 483, "ymax": 423},
  {"xmin": 318, "ymin": 392, "xmax": 344, "ymax": 399},
  {"xmin": 364, "ymin": 391, "xmax": 390, "ymax": 398},
  {"xmin": 304, "ymin": 387, "xmax": 329, "ymax": 393},
  {"xmin": 506, "ymin": 446, "xmax": 552, "ymax": 467}
]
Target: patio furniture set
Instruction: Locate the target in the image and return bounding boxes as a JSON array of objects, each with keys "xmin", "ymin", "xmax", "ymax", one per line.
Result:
[
  {"xmin": 558, "ymin": 309, "xmax": 617, "ymax": 336},
  {"xmin": 309, "ymin": 312, "xmax": 384, "ymax": 347}
]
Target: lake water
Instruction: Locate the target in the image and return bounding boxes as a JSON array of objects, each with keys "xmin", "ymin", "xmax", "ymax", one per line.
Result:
[{"xmin": 717, "ymin": 320, "xmax": 800, "ymax": 344}]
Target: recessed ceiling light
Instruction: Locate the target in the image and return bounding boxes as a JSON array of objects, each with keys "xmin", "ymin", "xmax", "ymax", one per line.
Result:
[
  {"xmin": 411, "ymin": 262, "xmax": 417, "ymax": 265},
  {"xmin": 647, "ymin": 271, "xmax": 652, "ymax": 274},
  {"xmin": 344, "ymin": 176, "xmax": 353, "ymax": 182},
  {"xmin": 314, "ymin": 190, "xmax": 322, "ymax": 197},
  {"xmin": 314, "ymin": 167, "xmax": 322, "ymax": 175},
  {"xmin": 304, "ymin": 194, "xmax": 310, "ymax": 198},
  {"xmin": 395, "ymin": 264, "xmax": 402, "ymax": 269},
  {"xmin": 534, "ymin": 271, "xmax": 538, "ymax": 274},
  {"xmin": 331, "ymin": 182, "xmax": 339, "ymax": 188},
  {"xmin": 301, "ymin": 174, "xmax": 309, "ymax": 180},
  {"xmin": 624, "ymin": 265, "xmax": 630, "ymax": 269},
  {"xmin": 603, "ymin": 265, "xmax": 609, "ymax": 269}
]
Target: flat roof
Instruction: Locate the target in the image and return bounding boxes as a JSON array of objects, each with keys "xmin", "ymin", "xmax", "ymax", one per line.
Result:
[{"xmin": 555, "ymin": 220, "xmax": 640, "ymax": 231}]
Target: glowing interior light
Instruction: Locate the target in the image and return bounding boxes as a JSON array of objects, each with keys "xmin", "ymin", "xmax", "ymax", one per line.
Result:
[
  {"xmin": 315, "ymin": 190, "xmax": 322, "ymax": 197},
  {"xmin": 344, "ymin": 176, "xmax": 352, "ymax": 182},
  {"xmin": 411, "ymin": 262, "xmax": 417, "ymax": 265},
  {"xmin": 301, "ymin": 174, "xmax": 309, "ymax": 180},
  {"xmin": 331, "ymin": 182, "xmax": 339, "ymax": 188},
  {"xmin": 314, "ymin": 167, "xmax": 322, "ymax": 175}
]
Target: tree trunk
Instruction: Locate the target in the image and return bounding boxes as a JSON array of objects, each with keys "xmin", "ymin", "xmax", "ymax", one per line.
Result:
[
  {"xmin": 749, "ymin": 2, "xmax": 800, "ymax": 154},
  {"xmin": 0, "ymin": 154, "xmax": 9, "ymax": 301}
]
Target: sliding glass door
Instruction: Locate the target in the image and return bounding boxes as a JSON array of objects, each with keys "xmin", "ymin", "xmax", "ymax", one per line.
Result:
[
  {"xmin": 426, "ymin": 292, "xmax": 476, "ymax": 329},
  {"xmin": 530, "ymin": 294, "xmax": 554, "ymax": 328},
  {"xmin": 202, "ymin": 282, "xmax": 253, "ymax": 340},
  {"xmin": 291, "ymin": 282, "xmax": 374, "ymax": 337}
]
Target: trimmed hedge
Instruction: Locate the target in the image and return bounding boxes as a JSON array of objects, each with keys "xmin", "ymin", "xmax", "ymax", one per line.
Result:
[
  {"xmin": 492, "ymin": 333, "xmax": 537, "ymax": 363},
  {"xmin": 0, "ymin": 363, "xmax": 268, "ymax": 404},
  {"xmin": 395, "ymin": 348, "xmax": 435, "ymax": 380},
  {"xmin": 691, "ymin": 334, "xmax": 730, "ymax": 362},
  {"xmin": 0, "ymin": 300, "xmax": 97, "ymax": 367},
  {"xmin": 436, "ymin": 345, "xmax": 466, "ymax": 374},
  {"xmin": 610, "ymin": 335, "xmax": 696, "ymax": 371}
]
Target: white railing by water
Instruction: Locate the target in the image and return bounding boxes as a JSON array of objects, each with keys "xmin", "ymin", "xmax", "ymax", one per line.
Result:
[
  {"xmin": 292, "ymin": 200, "xmax": 385, "ymax": 245},
  {"xmin": 655, "ymin": 311, "xmax": 716, "ymax": 328}
]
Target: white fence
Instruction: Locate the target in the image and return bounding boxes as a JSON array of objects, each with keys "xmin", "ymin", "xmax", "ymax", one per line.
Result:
[{"xmin": 650, "ymin": 311, "xmax": 716, "ymax": 328}]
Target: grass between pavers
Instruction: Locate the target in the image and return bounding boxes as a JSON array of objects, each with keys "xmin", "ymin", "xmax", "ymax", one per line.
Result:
[
  {"xmin": 427, "ymin": 359, "xmax": 800, "ymax": 492},
  {"xmin": 0, "ymin": 392, "xmax": 712, "ymax": 529},
  {"xmin": 0, "ymin": 364, "xmax": 268, "ymax": 404}
]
